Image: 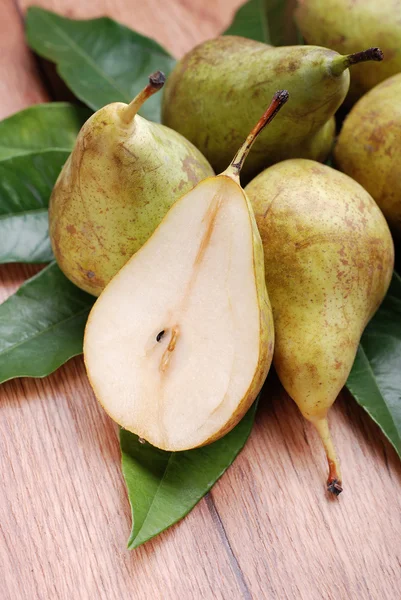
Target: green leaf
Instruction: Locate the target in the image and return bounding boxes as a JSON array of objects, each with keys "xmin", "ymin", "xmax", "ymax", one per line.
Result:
[
  {"xmin": 0, "ymin": 102, "xmax": 90, "ymax": 160},
  {"xmin": 121, "ymin": 400, "xmax": 258, "ymax": 549},
  {"xmin": 225, "ymin": 0, "xmax": 270, "ymax": 44},
  {"xmin": 0, "ymin": 262, "xmax": 94, "ymax": 383},
  {"xmin": 224, "ymin": 0, "xmax": 301, "ymax": 46},
  {"xmin": 264, "ymin": 0, "xmax": 301, "ymax": 46},
  {"xmin": 0, "ymin": 150, "xmax": 68, "ymax": 263},
  {"xmin": 347, "ymin": 272, "xmax": 401, "ymax": 457},
  {"xmin": 0, "ymin": 103, "xmax": 89, "ymax": 264},
  {"xmin": 26, "ymin": 7, "xmax": 176, "ymax": 122}
]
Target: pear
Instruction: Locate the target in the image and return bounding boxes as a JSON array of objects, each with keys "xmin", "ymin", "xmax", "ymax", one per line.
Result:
[
  {"xmin": 49, "ymin": 71, "xmax": 214, "ymax": 296},
  {"xmin": 245, "ymin": 159, "xmax": 394, "ymax": 493},
  {"xmin": 335, "ymin": 73, "xmax": 401, "ymax": 240},
  {"xmin": 295, "ymin": 0, "xmax": 401, "ymax": 103},
  {"xmin": 162, "ymin": 36, "xmax": 383, "ymax": 179},
  {"xmin": 83, "ymin": 91, "xmax": 289, "ymax": 451}
]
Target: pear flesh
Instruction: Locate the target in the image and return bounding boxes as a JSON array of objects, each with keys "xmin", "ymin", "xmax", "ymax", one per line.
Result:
[
  {"xmin": 84, "ymin": 176, "xmax": 273, "ymax": 450},
  {"xmin": 245, "ymin": 159, "xmax": 394, "ymax": 492},
  {"xmin": 49, "ymin": 72, "xmax": 213, "ymax": 297},
  {"xmin": 84, "ymin": 91, "xmax": 289, "ymax": 451}
]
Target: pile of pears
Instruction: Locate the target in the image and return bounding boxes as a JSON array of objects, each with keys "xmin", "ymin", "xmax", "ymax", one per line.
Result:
[{"xmin": 49, "ymin": 15, "xmax": 400, "ymax": 495}]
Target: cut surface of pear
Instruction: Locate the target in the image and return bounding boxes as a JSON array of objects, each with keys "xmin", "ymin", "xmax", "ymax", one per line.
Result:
[
  {"xmin": 84, "ymin": 92, "xmax": 288, "ymax": 451},
  {"xmin": 84, "ymin": 175, "xmax": 273, "ymax": 450}
]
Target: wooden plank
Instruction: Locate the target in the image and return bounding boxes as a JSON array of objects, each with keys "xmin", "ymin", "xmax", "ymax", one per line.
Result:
[
  {"xmin": 1, "ymin": 0, "xmax": 401, "ymax": 599},
  {"xmin": 0, "ymin": 0, "xmax": 48, "ymax": 119},
  {"xmin": 211, "ymin": 380, "xmax": 401, "ymax": 599},
  {"xmin": 18, "ymin": 0, "xmax": 244, "ymax": 57},
  {"xmin": 0, "ymin": 360, "xmax": 247, "ymax": 600},
  {"xmin": 0, "ymin": 1, "xmax": 247, "ymax": 599}
]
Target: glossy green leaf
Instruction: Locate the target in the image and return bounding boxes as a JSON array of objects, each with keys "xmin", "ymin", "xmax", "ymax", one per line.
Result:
[
  {"xmin": 26, "ymin": 7, "xmax": 176, "ymax": 122},
  {"xmin": 0, "ymin": 262, "xmax": 94, "ymax": 383},
  {"xmin": 347, "ymin": 272, "xmax": 401, "ymax": 457},
  {"xmin": 225, "ymin": 0, "xmax": 270, "ymax": 43},
  {"xmin": 0, "ymin": 102, "xmax": 90, "ymax": 160},
  {"xmin": 225, "ymin": 0, "xmax": 301, "ymax": 46},
  {"xmin": 0, "ymin": 103, "xmax": 89, "ymax": 264},
  {"xmin": 121, "ymin": 400, "xmax": 258, "ymax": 549},
  {"xmin": 264, "ymin": 0, "xmax": 301, "ymax": 46},
  {"xmin": 0, "ymin": 150, "xmax": 68, "ymax": 263}
]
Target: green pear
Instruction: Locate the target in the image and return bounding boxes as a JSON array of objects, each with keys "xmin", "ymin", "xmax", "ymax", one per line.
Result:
[
  {"xmin": 162, "ymin": 36, "xmax": 382, "ymax": 179},
  {"xmin": 84, "ymin": 91, "xmax": 289, "ymax": 451},
  {"xmin": 335, "ymin": 73, "xmax": 401, "ymax": 239},
  {"xmin": 295, "ymin": 0, "xmax": 401, "ymax": 103},
  {"xmin": 49, "ymin": 72, "xmax": 214, "ymax": 296},
  {"xmin": 245, "ymin": 159, "xmax": 394, "ymax": 493}
]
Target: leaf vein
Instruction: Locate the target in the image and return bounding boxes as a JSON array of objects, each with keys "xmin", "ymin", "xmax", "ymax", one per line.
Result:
[
  {"xmin": 37, "ymin": 12, "xmax": 132, "ymax": 102},
  {"xmin": 0, "ymin": 306, "xmax": 90, "ymax": 359},
  {"xmin": 132, "ymin": 452, "xmax": 176, "ymax": 544}
]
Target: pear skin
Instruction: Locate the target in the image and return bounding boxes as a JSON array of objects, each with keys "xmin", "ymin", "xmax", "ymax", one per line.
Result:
[
  {"xmin": 162, "ymin": 36, "xmax": 382, "ymax": 179},
  {"xmin": 49, "ymin": 72, "xmax": 214, "ymax": 296},
  {"xmin": 246, "ymin": 159, "xmax": 394, "ymax": 493},
  {"xmin": 335, "ymin": 73, "xmax": 401, "ymax": 240},
  {"xmin": 295, "ymin": 0, "xmax": 401, "ymax": 103},
  {"xmin": 83, "ymin": 92, "xmax": 289, "ymax": 451}
]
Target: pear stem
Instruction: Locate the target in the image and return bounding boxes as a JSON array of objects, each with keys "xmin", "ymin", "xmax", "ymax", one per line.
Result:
[
  {"xmin": 122, "ymin": 71, "xmax": 166, "ymax": 124},
  {"xmin": 312, "ymin": 417, "xmax": 343, "ymax": 496},
  {"xmin": 330, "ymin": 47, "xmax": 383, "ymax": 77},
  {"xmin": 224, "ymin": 90, "xmax": 289, "ymax": 180}
]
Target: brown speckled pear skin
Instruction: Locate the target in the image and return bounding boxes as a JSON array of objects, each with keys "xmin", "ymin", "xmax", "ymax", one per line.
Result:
[
  {"xmin": 334, "ymin": 73, "xmax": 401, "ymax": 240},
  {"xmin": 161, "ymin": 36, "xmax": 373, "ymax": 179},
  {"xmin": 83, "ymin": 91, "xmax": 289, "ymax": 452},
  {"xmin": 49, "ymin": 103, "xmax": 213, "ymax": 296},
  {"xmin": 295, "ymin": 0, "xmax": 401, "ymax": 103},
  {"xmin": 245, "ymin": 159, "xmax": 394, "ymax": 490}
]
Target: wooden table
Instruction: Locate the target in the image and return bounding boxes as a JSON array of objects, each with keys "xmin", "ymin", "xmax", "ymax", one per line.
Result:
[{"xmin": 1, "ymin": 1, "xmax": 400, "ymax": 598}]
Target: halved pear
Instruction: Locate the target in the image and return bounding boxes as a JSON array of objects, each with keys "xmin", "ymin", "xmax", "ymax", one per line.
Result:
[{"xmin": 84, "ymin": 91, "xmax": 289, "ymax": 450}]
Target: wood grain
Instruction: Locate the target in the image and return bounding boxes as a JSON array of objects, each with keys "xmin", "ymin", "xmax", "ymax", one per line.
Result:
[
  {"xmin": 19, "ymin": 0, "xmax": 244, "ymax": 58},
  {"xmin": 1, "ymin": 1, "xmax": 401, "ymax": 599},
  {"xmin": 212, "ymin": 380, "xmax": 401, "ymax": 599},
  {"xmin": 0, "ymin": 0, "xmax": 48, "ymax": 119}
]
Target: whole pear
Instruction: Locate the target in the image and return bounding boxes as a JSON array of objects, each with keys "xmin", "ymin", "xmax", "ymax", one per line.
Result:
[
  {"xmin": 295, "ymin": 0, "xmax": 401, "ymax": 103},
  {"xmin": 162, "ymin": 36, "xmax": 382, "ymax": 179},
  {"xmin": 245, "ymin": 159, "xmax": 394, "ymax": 493},
  {"xmin": 84, "ymin": 92, "xmax": 289, "ymax": 451},
  {"xmin": 335, "ymin": 73, "xmax": 401, "ymax": 239},
  {"xmin": 49, "ymin": 72, "xmax": 214, "ymax": 296}
]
